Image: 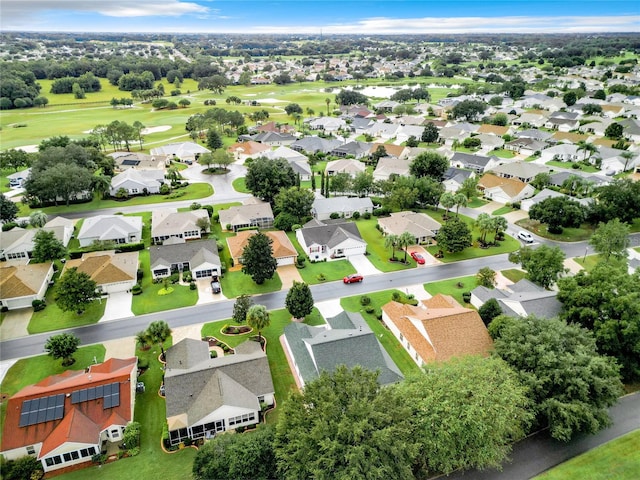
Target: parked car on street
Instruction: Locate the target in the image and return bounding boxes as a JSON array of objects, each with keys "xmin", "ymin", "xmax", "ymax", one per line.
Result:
[
  {"xmin": 343, "ymin": 273, "xmax": 364, "ymax": 284},
  {"xmin": 517, "ymin": 231, "xmax": 534, "ymax": 243}
]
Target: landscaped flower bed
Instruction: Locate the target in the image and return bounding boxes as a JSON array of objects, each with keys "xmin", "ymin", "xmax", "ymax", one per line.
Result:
[
  {"xmin": 202, "ymin": 336, "xmax": 234, "ymax": 354},
  {"xmin": 221, "ymin": 325, "xmax": 253, "ymax": 335}
]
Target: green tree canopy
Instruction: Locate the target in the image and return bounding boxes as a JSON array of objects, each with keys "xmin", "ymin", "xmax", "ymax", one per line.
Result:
[
  {"xmin": 435, "ymin": 217, "xmax": 471, "ymax": 254},
  {"xmin": 56, "ymin": 267, "xmax": 98, "ymax": 314},
  {"xmin": 557, "ymin": 262, "xmax": 640, "ymax": 381},
  {"xmin": 45, "ymin": 333, "xmax": 80, "ymax": 366},
  {"xmin": 529, "ymin": 196, "xmax": 586, "ymax": 233},
  {"xmin": 241, "ymin": 232, "xmax": 278, "ymax": 285},
  {"xmin": 589, "ymin": 218, "xmax": 630, "ymax": 261},
  {"xmin": 246, "ymin": 304, "xmax": 270, "ymax": 343},
  {"xmin": 508, "ymin": 245, "xmax": 566, "ymax": 289},
  {"xmin": 492, "ymin": 316, "xmax": 623, "ymax": 441},
  {"xmin": 205, "ymin": 129, "xmax": 223, "ymax": 150},
  {"xmin": 285, "ymin": 281, "xmax": 314, "ymax": 320},
  {"xmin": 274, "ymin": 186, "xmax": 314, "ymax": 223},
  {"xmin": 275, "ymin": 366, "xmax": 417, "ymax": 480},
  {"xmin": 0, "ymin": 194, "xmax": 19, "ymax": 223},
  {"xmin": 451, "ymin": 99, "xmax": 487, "ymax": 121},
  {"xmin": 232, "ymin": 294, "xmax": 253, "ymax": 324},
  {"xmin": 421, "ymin": 122, "xmax": 439, "ymax": 143},
  {"xmin": 397, "ymin": 356, "xmax": 532, "ymax": 475},
  {"xmin": 245, "ymin": 157, "xmax": 296, "ymax": 204},
  {"xmin": 409, "ymin": 151, "xmax": 449, "ymax": 180},
  {"xmin": 193, "ymin": 425, "xmax": 277, "ymax": 480},
  {"xmin": 32, "ymin": 229, "xmax": 67, "ymax": 263}
]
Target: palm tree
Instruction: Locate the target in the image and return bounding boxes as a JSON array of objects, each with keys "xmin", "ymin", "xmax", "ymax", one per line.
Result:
[
  {"xmin": 490, "ymin": 215, "xmax": 508, "ymax": 243},
  {"xmin": 620, "ymin": 151, "xmax": 635, "ymax": 172},
  {"xmin": 147, "ymin": 320, "xmax": 171, "ymax": 360},
  {"xmin": 306, "ymin": 107, "xmax": 315, "ymax": 118},
  {"xmin": 29, "ymin": 210, "xmax": 48, "ymax": 228},
  {"xmin": 577, "ymin": 140, "xmax": 597, "ymax": 161},
  {"xmin": 475, "ymin": 213, "xmax": 493, "ymax": 245},
  {"xmin": 398, "ymin": 231, "xmax": 415, "ymax": 263},
  {"xmin": 132, "ymin": 120, "xmax": 145, "ymax": 150},
  {"xmin": 246, "ymin": 304, "xmax": 270, "ymax": 346},
  {"xmin": 453, "ymin": 192, "xmax": 468, "ymax": 216},
  {"xmin": 91, "ymin": 174, "xmax": 112, "ymax": 199},
  {"xmin": 440, "ymin": 192, "xmax": 456, "ymax": 219},
  {"xmin": 135, "ymin": 331, "xmax": 151, "ymax": 350},
  {"xmin": 325, "ymin": 97, "xmax": 331, "ymax": 116},
  {"xmin": 384, "ymin": 234, "xmax": 399, "ymax": 261}
]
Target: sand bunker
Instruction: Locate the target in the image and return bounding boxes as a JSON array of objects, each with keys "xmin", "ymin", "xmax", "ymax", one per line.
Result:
[
  {"xmin": 257, "ymin": 98, "xmax": 287, "ymax": 104},
  {"xmin": 13, "ymin": 145, "xmax": 39, "ymax": 153},
  {"xmin": 141, "ymin": 125, "xmax": 172, "ymax": 135}
]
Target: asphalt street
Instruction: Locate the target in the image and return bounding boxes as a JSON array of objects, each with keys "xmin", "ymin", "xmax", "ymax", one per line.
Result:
[{"xmin": 445, "ymin": 392, "xmax": 640, "ymax": 480}]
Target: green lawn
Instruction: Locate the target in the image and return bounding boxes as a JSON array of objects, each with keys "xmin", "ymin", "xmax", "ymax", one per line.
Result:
[
  {"xmin": 545, "ymin": 160, "xmax": 600, "ymax": 173},
  {"xmin": 17, "ymin": 183, "xmax": 213, "ymax": 217},
  {"xmin": 492, "ymin": 205, "xmax": 517, "ymax": 215},
  {"xmin": 573, "ymin": 254, "xmax": 603, "ymax": 272},
  {"xmin": 534, "ymin": 430, "xmax": 640, "ymax": 480},
  {"xmin": 501, "ymin": 269, "xmax": 527, "ymax": 283},
  {"xmin": 355, "ymin": 218, "xmax": 416, "ymax": 272},
  {"xmin": 231, "ymin": 177, "xmax": 250, "ymax": 193},
  {"xmin": 58, "ymin": 337, "xmax": 197, "ymax": 480},
  {"xmin": 0, "ymin": 345, "xmax": 106, "ymax": 448},
  {"xmin": 491, "ymin": 149, "xmax": 516, "ymax": 159},
  {"xmin": 28, "ymin": 282, "xmax": 107, "ymax": 334},
  {"xmin": 200, "ymin": 307, "xmax": 325, "ymax": 424},
  {"xmin": 220, "ymin": 270, "xmax": 283, "ymax": 299},
  {"xmin": 424, "ymin": 275, "xmax": 478, "ymax": 306},
  {"xmin": 516, "ymin": 219, "xmax": 595, "ymax": 242},
  {"xmin": 467, "ymin": 197, "xmax": 489, "ymax": 208},
  {"xmin": 340, "ymin": 290, "xmax": 421, "ymax": 377},
  {"xmin": 423, "ymin": 210, "xmax": 520, "ymax": 262},
  {"xmin": 131, "ymin": 249, "xmax": 198, "ymax": 315},
  {"xmin": 285, "ymin": 231, "xmax": 356, "ymax": 284}
]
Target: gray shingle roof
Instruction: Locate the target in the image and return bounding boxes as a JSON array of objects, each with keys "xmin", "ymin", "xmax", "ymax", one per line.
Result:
[
  {"xmin": 150, "ymin": 239, "xmax": 220, "ymax": 270},
  {"xmin": 298, "ymin": 222, "xmax": 364, "ymax": 248}
]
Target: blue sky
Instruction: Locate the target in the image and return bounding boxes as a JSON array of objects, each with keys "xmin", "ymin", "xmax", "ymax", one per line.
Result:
[{"xmin": 2, "ymin": 1, "xmax": 639, "ymax": 33}]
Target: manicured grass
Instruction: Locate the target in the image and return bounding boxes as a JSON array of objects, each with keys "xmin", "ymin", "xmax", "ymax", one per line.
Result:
[
  {"xmin": 131, "ymin": 249, "xmax": 198, "ymax": 315},
  {"xmin": 355, "ymin": 218, "xmax": 416, "ymax": 272},
  {"xmin": 231, "ymin": 177, "xmax": 250, "ymax": 193},
  {"xmin": 17, "ymin": 183, "xmax": 213, "ymax": 217},
  {"xmin": 501, "ymin": 268, "xmax": 527, "ymax": 283},
  {"xmin": 492, "ymin": 205, "xmax": 517, "ymax": 215},
  {"xmin": 516, "ymin": 219, "xmax": 595, "ymax": 242},
  {"xmin": 573, "ymin": 254, "xmax": 603, "ymax": 272},
  {"xmin": 424, "ymin": 275, "xmax": 478, "ymax": 306},
  {"xmin": 534, "ymin": 430, "xmax": 640, "ymax": 480},
  {"xmin": 28, "ymin": 282, "xmax": 107, "ymax": 334},
  {"xmin": 492, "ymin": 149, "xmax": 516, "ymax": 159},
  {"xmin": 285, "ymin": 231, "xmax": 356, "ymax": 284},
  {"xmin": 220, "ymin": 270, "xmax": 283, "ymax": 298},
  {"xmin": 59, "ymin": 337, "xmax": 197, "ymax": 480},
  {"xmin": 423, "ymin": 209, "xmax": 520, "ymax": 262},
  {"xmin": 545, "ymin": 160, "xmax": 600, "ymax": 173},
  {"xmin": 467, "ymin": 197, "xmax": 489, "ymax": 208},
  {"xmin": 0, "ymin": 345, "xmax": 106, "ymax": 447},
  {"xmin": 201, "ymin": 307, "xmax": 325, "ymax": 424},
  {"xmin": 340, "ymin": 290, "xmax": 421, "ymax": 378}
]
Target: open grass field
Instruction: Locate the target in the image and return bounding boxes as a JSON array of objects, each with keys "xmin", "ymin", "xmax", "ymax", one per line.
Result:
[
  {"xmin": 0, "ymin": 345, "xmax": 106, "ymax": 448},
  {"xmin": 424, "ymin": 275, "xmax": 478, "ymax": 306},
  {"xmin": 516, "ymin": 219, "xmax": 596, "ymax": 242},
  {"xmin": 534, "ymin": 430, "xmax": 640, "ymax": 480},
  {"xmin": 340, "ymin": 290, "xmax": 421, "ymax": 377},
  {"xmin": 501, "ymin": 268, "xmax": 527, "ymax": 283}
]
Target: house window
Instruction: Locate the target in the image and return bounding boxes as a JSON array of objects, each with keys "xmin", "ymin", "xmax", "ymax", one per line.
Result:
[
  {"xmin": 399, "ymin": 333, "xmax": 403, "ymax": 342},
  {"xmin": 130, "ymin": 188, "xmax": 139, "ymax": 194},
  {"xmin": 26, "ymin": 445, "xmax": 35, "ymax": 455},
  {"xmin": 111, "ymin": 429, "xmax": 120, "ymax": 438}
]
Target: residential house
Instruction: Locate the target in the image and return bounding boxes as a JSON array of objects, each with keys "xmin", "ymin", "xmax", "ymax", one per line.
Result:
[
  {"xmin": 505, "ymin": 137, "xmax": 547, "ymax": 156},
  {"xmin": 64, "ymin": 250, "xmax": 138, "ymax": 294},
  {"xmin": 478, "ymin": 173, "xmax": 534, "ymax": 204},
  {"xmin": 329, "ymin": 141, "xmax": 371, "ymax": 160},
  {"xmin": 471, "ymin": 278, "xmax": 562, "ymax": 318},
  {"xmin": 378, "ymin": 211, "xmax": 442, "ymax": 245},
  {"xmin": 150, "ymin": 142, "xmax": 209, "ymax": 163},
  {"xmin": 164, "ymin": 339, "xmax": 274, "ymax": 445},
  {"xmin": 251, "ymin": 131, "xmax": 297, "ymax": 146},
  {"xmin": 512, "ymin": 112, "xmax": 547, "ymax": 128},
  {"xmin": 311, "ymin": 196, "xmax": 373, "ymax": 220},
  {"xmin": 109, "ymin": 169, "xmax": 165, "ymax": 196},
  {"xmin": 545, "ymin": 117, "xmax": 580, "ymax": 132},
  {"xmin": 0, "ymin": 216, "xmax": 74, "ymax": 261},
  {"xmin": 521, "ymin": 188, "xmax": 593, "ymax": 212},
  {"xmin": 539, "ymin": 144, "xmax": 581, "ymax": 163},
  {"xmin": 0, "ymin": 262, "xmax": 54, "ymax": 310},
  {"xmin": 381, "ymin": 294, "xmax": 493, "ymax": 367},
  {"xmin": 515, "ymin": 128, "xmax": 553, "ymax": 142},
  {"xmin": 77, "ymin": 215, "xmax": 142, "ymax": 248},
  {"xmin": 290, "ymin": 136, "xmax": 343, "ymax": 154},
  {"xmin": 395, "ymin": 125, "xmax": 425, "ymax": 144},
  {"xmin": 450, "ymin": 152, "xmax": 499, "ymax": 174},
  {"xmin": 438, "ymin": 126, "xmax": 471, "ymax": 146},
  {"xmin": 374, "ymin": 100, "xmax": 401, "ymax": 112},
  {"xmin": 476, "ymin": 124, "xmax": 512, "ymax": 137},
  {"xmin": 308, "ymin": 117, "xmax": 346, "ymax": 132},
  {"xmin": 227, "ymin": 141, "xmax": 271, "ymax": 162},
  {"xmin": 373, "ymin": 156, "xmax": 411, "ymax": 181},
  {"xmin": 227, "ymin": 230, "xmax": 297, "ymax": 266},
  {"xmin": 283, "ymin": 310, "xmax": 404, "ymax": 388},
  {"xmin": 109, "ymin": 152, "xmax": 166, "ymax": 171},
  {"xmin": 261, "ymin": 146, "xmax": 312, "ymax": 180},
  {"xmin": 296, "ymin": 219, "xmax": 366, "ymax": 261},
  {"xmin": 325, "ymin": 159, "xmax": 366, "ymax": 177},
  {"xmin": 150, "ymin": 239, "xmax": 221, "ymax": 280},
  {"xmin": 475, "ymin": 133, "xmax": 505, "ymax": 153},
  {"xmin": 151, "ymin": 209, "xmax": 210, "ymax": 244},
  {"xmin": 490, "ymin": 161, "xmax": 550, "ymax": 183},
  {"xmin": 218, "ymin": 200, "xmax": 275, "ymax": 232},
  {"xmin": 368, "ymin": 143, "xmax": 407, "ymax": 160},
  {"xmin": 442, "ymin": 167, "xmax": 474, "ymax": 193},
  {"xmin": 1, "ymin": 358, "xmax": 137, "ymax": 473},
  {"xmin": 365, "ymin": 122, "xmax": 399, "ymax": 141}
]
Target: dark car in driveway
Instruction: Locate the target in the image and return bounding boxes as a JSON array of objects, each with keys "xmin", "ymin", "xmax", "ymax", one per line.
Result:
[{"xmin": 211, "ymin": 275, "xmax": 221, "ymax": 294}]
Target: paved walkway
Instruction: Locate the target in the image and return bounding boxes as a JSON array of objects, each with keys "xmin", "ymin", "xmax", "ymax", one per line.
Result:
[
  {"xmin": 100, "ymin": 292, "xmax": 133, "ymax": 322},
  {"xmin": 315, "ymin": 299, "xmax": 343, "ymax": 319},
  {"xmin": 102, "ymin": 336, "xmax": 136, "ymax": 359},
  {"xmin": 348, "ymin": 254, "xmax": 382, "ymax": 275},
  {"xmin": 277, "ymin": 264, "xmax": 304, "ymax": 290},
  {"xmin": 172, "ymin": 323, "xmax": 205, "ymax": 344}
]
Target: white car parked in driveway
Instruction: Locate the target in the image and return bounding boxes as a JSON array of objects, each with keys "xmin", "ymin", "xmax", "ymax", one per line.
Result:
[{"xmin": 517, "ymin": 231, "xmax": 534, "ymax": 243}]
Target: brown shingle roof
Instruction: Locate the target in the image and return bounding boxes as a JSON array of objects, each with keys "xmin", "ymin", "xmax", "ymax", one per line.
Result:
[
  {"xmin": 382, "ymin": 294, "xmax": 493, "ymax": 363},
  {"xmin": 0, "ymin": 263, "xmax": 52, "ymax": 299},
  {"xmin": 226, "ymin": 230, "xmax": 296, "ymax": 261},
  {"xmin": 64, "ymin": 251, "xmax": 138, "ymax": 286},
  {"xmin": 478, "ymin": 173, "xmax": 529, "ymax": 197}
]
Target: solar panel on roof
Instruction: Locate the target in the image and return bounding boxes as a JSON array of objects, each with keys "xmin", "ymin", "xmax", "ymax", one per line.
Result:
[
  {"xmin": 121, "ymin": 159, "xmax": 140, "ymax": 166},
  {"xmin": 88, "ymin": 387, "xmax": 96, "ymax": 401},
  {"xmin": 54, "ymin": 405, "xmax": 64, "ymax": 420},
  {"xmin": 19, "ymin": 394, "xmax": 65, "ymax": 427},
  {"xmin": 79, "ymin": 389, "xmax": 87, "ymax": 402},
  {"xmin": 71, "ymin": 391, "xmax": 80, "ymax": 403},
  {"xmin": 95, "ymin": 385, "xmax": 103, "ymax": 397}
]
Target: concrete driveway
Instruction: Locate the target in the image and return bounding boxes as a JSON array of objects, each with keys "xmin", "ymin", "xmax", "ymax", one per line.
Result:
[
  {"xmin": 348, "ymin": 254, "xmax": 381, "ymax": 275},
  {"xmin": 100, "ymin": 292, "xmax": 133, "ymax": 322},
  {"xmin": 277, "ymin": 264, "xmax": 304, "ymax": 289},
  {"xmin": 0, "ymin": 309, "xmax": 31, "ymax": 340},
  {"xmin": 195, "ymin": 278, "xmax": 228, "ymax": 305},
  {"xmin": 405, "ymin": 245, "xmax": 440, "ymax": 267},
  {"xmin": 315, "ymin": 299, "xmax": 343, "ymax": 319}
]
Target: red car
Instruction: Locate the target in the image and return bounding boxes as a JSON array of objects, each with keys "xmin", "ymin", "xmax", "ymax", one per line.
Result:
[
  {"xmin": 410, "ymin": 252, "xmax": 426, "ymax": 264},
  {"xmin": 343, "ymin": 273, "xmax": 364, "ymax": 284}
]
